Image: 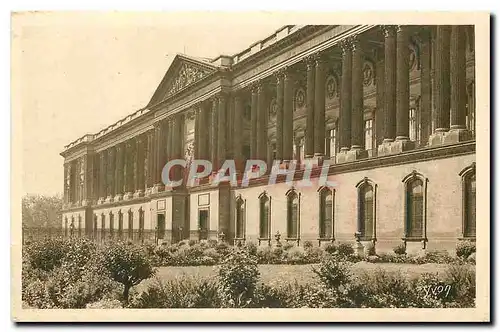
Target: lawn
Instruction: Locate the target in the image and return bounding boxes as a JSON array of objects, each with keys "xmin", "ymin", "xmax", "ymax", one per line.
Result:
[{"xmin": 141, "ymin": 262, "xmax": 453, "ymax": 289}]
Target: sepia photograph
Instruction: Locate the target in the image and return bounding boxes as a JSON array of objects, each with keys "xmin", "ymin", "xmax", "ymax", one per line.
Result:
[{"xmin": 11, "ymin": 11, "xmax": 490, "ymax": 322}]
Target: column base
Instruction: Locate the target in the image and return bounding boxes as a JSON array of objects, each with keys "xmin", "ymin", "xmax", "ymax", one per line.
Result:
[
  {"xmin": 151, "ymin": 184, "xmax": 165, "ymax": 194},
  {"xmin": 377, "ymin": 139, "xmax": 415, "ymax": 157},
  {"xmin": 105, "ymin": 195, "xmax": 114, "ymax": 203},
  {"xmin": 428, "ymin": 130, "xmax": 447, "ymax": 147},
  {"xmin": 81, "ymin": 199, "xmax": 91, "ymax": 207},
  {"xmin": 305, "ymin": 156, "xmax": 322, "ymax": 167},
  {"xmin": 97, "ymin": 197, "xmax": 106, "ymax": 205},
  {"xmin": 123, "ymin": 192, "xmax": 134, "ymax": 200},
  {"xmin": 114, "ymin": 194, "xmax": 123, "ymax": 202},
  {"xmin": 144, "ymin": 187, "xmax": 153, "ymax": 196},
  {"xmin": 134, "ymin": 190, "xmax": 145, "ymax": 198},
  {"xmin": 335, "ymin": 149, "xmax": 368, "ymax": 164},
  {"xmin": 443, "ymin": 128, "xmax": 472, "ymax": 145}
]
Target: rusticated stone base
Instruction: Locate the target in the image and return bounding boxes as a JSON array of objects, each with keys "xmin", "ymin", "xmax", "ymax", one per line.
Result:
[
  {"xmin": 377, "ymin": 139, "xmax": 415, "ymax": 156},
  {"xmin": 428, "ymin": 131, "xmax": 447, "ymax": 147},
  {"xmin": 336, "ymin": 149, "xmax": 368, "ymax": 164},
  {"xmin": 443, "ymin": 128, "xmax": 472, "ymax": 145}
]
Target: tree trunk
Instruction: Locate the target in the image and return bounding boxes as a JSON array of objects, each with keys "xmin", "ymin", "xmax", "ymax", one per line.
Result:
[{"xmin": 123, "ymin": 284, "xmax": 131, "ymax": 305}]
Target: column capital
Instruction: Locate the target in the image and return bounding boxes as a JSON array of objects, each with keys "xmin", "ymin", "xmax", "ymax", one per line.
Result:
[
  {"xmin": 274, "ymin": 67, "xmax": 287, "ymax": 82},
  {"xmin": 381, "ymin": 25, "xmax": 398, "ymax": 37},
  {"xmin": 217, "ymin": 91, "xmax": 229, "ymax": 102},
  {"xmin": 340, "ymin": 39, "xmax": 353, "ymax": 54}
]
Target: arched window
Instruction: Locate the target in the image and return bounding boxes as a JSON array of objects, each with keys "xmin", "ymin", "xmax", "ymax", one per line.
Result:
[
  {"xmin": 93, "ymin": 214, "xmax": 98, "ymax": 240},
  {"xmin": 77, "ymin": 215, "xmax": 82, "ymax": 237},
  {"xmin": 402, "ymin": 171, "xmax": 428, "ymax": 243},
  {"xmin": 139, "ymin": 208, "xmax": 145, "ymax": 242},
  {"xmin": 356, "ymin": 178, "xmax": 377, "ymax": 240},
  {"xmin": 286, "ymin": 189, "xmax": 300, "ymax": 240},
  {"xmin": 101, "ymin": 213, "xmax": 106, "ymax": 242},
  {"xmin": 109, "ymin": 212, "xmax": 114, "ymax": 239},
  {"xmin": 128, "ymin": 210, "xmax": 134, "ymax": 240},
  {"xmin": 64, "ymin": 217, "xmax": 68, "ymax": 237},
  {"xmin": 258, "ymin": 192, "xmax": 271, "ymax": 242},
  {"xmin": 70, "ymin": 216, "xmax": 75, "ymax": 237},
  {"xmin": 118, "ymin": 210, "xmax": 123, "ymax": 239},
  {"xmin": 460, "ymin": 163, "xmax": 476, "ymax": 239},
  {"xmin": 235, "ymin": 196, "xmax": 245, "ymax": 240},
  {"xmin": 318, "ymin": 187, "xmax": 335, "ymax": 241}
]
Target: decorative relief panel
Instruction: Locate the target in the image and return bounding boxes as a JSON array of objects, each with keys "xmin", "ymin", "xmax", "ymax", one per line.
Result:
[
  {"xmin": 409, "ymin": 43, "xmax": 419, "ymax": 71},
  {"xmin": 269, "ymin": 98, "xmax": 277, "ymax": 121},
  {"xmin": 184, "ymin": 141, "xmax": 194, "ymax": 162},
  {"xmin": 325, "ymin": 75, "xmax": 338, "ymax": 100},
  {"xmin": 363, "ymin": 62, "xmax": 374, "ymax": 87},
  {"xmin": 294, "ymin": 88, "xmax": 305, "ymax": 111},
  {"xmin": 166, "ymin": 63, "xmax": 213, "ymax": 97}
]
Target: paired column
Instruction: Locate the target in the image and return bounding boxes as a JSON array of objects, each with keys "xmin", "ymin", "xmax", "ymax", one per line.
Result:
[
  {"xmin": 124, "ymin": 141, "xmax": 134, "ymax": 195},
  {"xmin": 395, "ymin": 26, "xmax": 410, "ymax": 141},
  {"xmin": 194, "ymin": 106, "xmax": 201, "ymax": 160},
  {"xmin": 145, "ymin": 129, "xmax": 154, "ymax": 189},
  {"xmin": 435, "ymin": 25, "xmax": 451, "ymax": 133},
  {"xmin": 250, "ymin": 85, "xmax": 258, "ymax": 159},
  {"xmin": 135, "ymin": 135, "xmax": 145, "ymax": 194},
  {"xmin": 351, "ymin": 38, "xmax": 364, "ymax": 150},
  {"xmin": 305, "ymin": 57, "xmax": 315, "ymax": 158},
  {"xmin": 383, "ymin": 26, "xmax": 397, "ymax": 142},
  {"xmin": 275, "ymin": 71, "xmax": 285, "ymax": 161},
  {"xmin": 419, "ymin": 28, "xmax": 432, "ymax": 145},
  {"xmin": 153, "ymin": 121, "xmax": 164, "ymax": 187},
  {"xmin": 339, "ymin": 40, "xmax": 352, "ymax": 152},
  {"xmin": 107, "ymin": 147, "xmax": 116, "ymax": 199},
  {"xmin": 233, "ymin": 95, "xmax": 244, "ymax": 171},
  {"xmin": 450, "ymin": 25, "xmax": 467, "ymax": 130},
  {"xmin": 99, "ymin": 151, "xmax": 106, "ymax": 200},
  {"xmin": 282, "ymin": 69, "xmax": 294, "ymax": 161},
  {"xmin": 63, "ymin": 163, "xmax": 69, "ymax": 204},
  {"xmin": 256, "ymin": 84, "xmax": 267, "ymax": 161},
  {"xmin": 115, "ymin": 143, "xmax": 124, "ymax": 199},
  {"xmin": 218, "ymin": 93, "xmax": 228, "ymax": 166},
  {"xmin": 314, "ymin": 55, "xmax": 326, "ymax": 157}
]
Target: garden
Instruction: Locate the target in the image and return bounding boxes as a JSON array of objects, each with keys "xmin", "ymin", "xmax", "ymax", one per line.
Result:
[{"xmin": 21, "ymin": 237, "xmax": 476, "ymax": 309}]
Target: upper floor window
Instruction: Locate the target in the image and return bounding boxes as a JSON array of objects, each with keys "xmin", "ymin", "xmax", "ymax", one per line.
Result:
[
  {"xmin": 259, "ymin": 192, "xmax": 271, "ymax": 239},
  {"xmin": 118, "ymin": 210, "xmax": 123, "ymax": 239},
  {"xmin": 460, "ymin": 163, "xmax": 476, "ymax": 238},
  {"xmin": 356, "ymin": 178, "xmax": 377, "ymax": 240},
  {"xmin": 319, "ymin": 187, "xmax": 334, "ymax": 240},
  {"xmin": 286, "ymin": 189, "xmax": 300, "ymax": 239},
  {"xmin": 109, "ymin": 212, "xmax": 114, "ymax": 238},
  {"xmin": 128, "ymin": 210, "xmax": 133, "ymax": 240},
  {"xmin": 325, "ymin": 127, "xmax": 337, "ymax": 159},
  {"xmin": 139, "ymin": 208, "xmax": 145, "ymax": 242},
  {"xmin": 409, "ymin": 107, "xmax": 421, "ymax": 144},
  {"xmin": 364, "ymin": 119, "xmax": 373, "ymax": 152}
]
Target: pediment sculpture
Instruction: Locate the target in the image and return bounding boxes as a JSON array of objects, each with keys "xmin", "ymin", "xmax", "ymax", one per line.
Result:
[{"xmin": 166, "ymin": 63, "xmax": 213, "ymax": 97}]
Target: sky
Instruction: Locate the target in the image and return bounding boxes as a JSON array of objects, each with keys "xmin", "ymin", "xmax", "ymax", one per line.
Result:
[{"xmin": 14, "ymin": 12, "xmax": 283, "ymax": 196}]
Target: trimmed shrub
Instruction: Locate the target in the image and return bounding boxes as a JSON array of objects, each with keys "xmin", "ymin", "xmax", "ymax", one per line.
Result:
[
  {"xmin": 245, "ymin": 241, "xmax": 258, "ymax": 257},
  {"xmin": 282, "ymin": 241, "xmax": 295, "ymax": 251},
  {"xmin": 337, "ymin": 243, "xmax": 354, "ymax": 257},
  {"xmin": 217, "ymin": 250, "xmax": 260, "ymax": 307},
  {"xmin": 188, "ymin": 239, "xmax": 197, "ymax": 247},
  {"xmin": 303, "ymin": 240, "xmax": 314, "ymax": 249},
  {"xmin": 424, "ymin": 250, "xmax": 454, "ymax": 264},
  {"xmin": 456, "ymin": 240, "xmax": 476, "ymax": 259},
  {"xmin": 285, "ymin": 246, "xmax": 305, "ymax": 265},
  {"xmin": 322, "ymin": 242, "xmax": 337, "ymax": 255},
  {"xmin": 313, "ymin": 256, "xmax": 352, "ymax": 290},
  {"xmin": 25, "ymin": 238, "xmax": 69, "ymax": 272},
  {"xmin": 393, "ymin": 243, "xmax": 406, "ymax": 255},
  {"xmin": 364, "ymin": 242, "xmax": 376, "ymax": 256},
  {"xmin": 304, "ymin": 246, "xmax": 324, "ymax": 263}
]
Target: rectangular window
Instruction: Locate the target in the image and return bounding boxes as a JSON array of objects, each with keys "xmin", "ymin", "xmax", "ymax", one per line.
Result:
[
  {"xmin": 364, "ymin": 120, "xmax": 373, "ymax": 152},
  {"xmin": 198, "ymin": 209, "xmax": 209, "ymax": 240},
  {"xmin": 157, "ymin": 213, "xmax": 165, "ymax": 239},
  {"xmin": 139, "ymin": 210, "xmax": 145, "ymax": 241},
  {"xmin": 409, "ymin": 108, "xmax": 421, "ymax": 144},
  {"xmin": 128, "ymin": 212, "xmax": 133, "ymax": 240},
  {"xmin": 259, "ymin": 198, "xmax": 270, "ymax": 239}
]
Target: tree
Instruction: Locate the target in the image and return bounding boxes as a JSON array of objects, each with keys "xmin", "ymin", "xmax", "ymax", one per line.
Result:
[
  {"xmin": 22, "ymin": 194, "xmax": 63, "ymax": 230},
  {"xmin": 101, "ymin": 242, "xmax": 156, "ymax": 304}
]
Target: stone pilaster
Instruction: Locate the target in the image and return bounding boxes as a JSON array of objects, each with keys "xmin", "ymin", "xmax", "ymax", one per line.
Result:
[
  {"xmin": 233, "ymin": 94, "xmax": 244, "ymax": 172},
  {"xmin": 210, "ymin": 97, "xmax": 219, "ymax": 168},
  {"xmin": 429, "ymin": 25, "xmax": 451, "ymax": 146},
  {"xmin": 444, "ymin": 25, "xmax": 471, "ymax": 144},
  {"xmin": 275, "ymin": 70, "xmax": 285, "ymax": 160},
  {"xmin": 114, "ymin": 143, "xmax": 124, "ymax": 201},
  {"xmin": 305, "ymin": 57, "xmax": 315, "ymax": 158},
  {"xmin": 250, "ymin": 85, "xmax": 258, "ymax": 159},
  {"xmin": 256, "ymin": 83, "xmax": 267, "ymax": 162},
  {"xmin": 218, "ymin": 93, "xmax": 228, "ymax": 166},
  {"xmin": 419, "ymin": 28, "xmax": 432, "ymax": 147},
  {"xmin": 283, "ymin": 69, "xmax": 294, "ymax": 161},
  {"xmin": 314, "ymin": 54, "xmax": 326, "ymax": 158}
]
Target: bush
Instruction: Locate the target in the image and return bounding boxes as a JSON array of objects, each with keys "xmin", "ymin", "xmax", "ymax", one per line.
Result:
[
  {"xmin": 284, "ymin": 246, "xmax": 305, "ymax": 265},
  {"xmin": 217, "ymin": 250, "xmax": 260, "ymax": 307},
  {"xmin": 313, "ymin": 256, "xmax": 352, "ymax": 290},
  {"xmin": 364, "ymin": 242, "xmax": 376, "ymax": 256},
  {"xmin": 245, "ymin": 241, "xmax": 258, "ymax": 257},
  {"xmin": 443, "ymin": 263, "xmax": 475, "ymax": 307},
  {"xmin": 188, "ymin": 239, "xmax": 197, "ymax": 247},
  {"xmin": 25, "ymin": 238, "xmax": 69, "ymax": 271},
  {"xmin": 101, "ymin": 242, "xmax": 156, "ymax": 304},
  {"xmin": 337, "ymin": 243, "xmax": 354, "ymax": 257},
  {"xmin": 86, "ymin": 299, "xmax": 123, "ymax": 309},
  {"xmin": 303, "ymin": 240, "xmax": 313, "ymax": 249},
  {"xmin": 322, "ymin": 242, "xmax": 337, "ymax": 255},
  {"xmin": 256, "ymin": 246, "xmax": 274, "ymax": 264},
  {"xmin": 304, "ymin": 246, "xmax": 324, "ymax": 263},
  {"xmin": 282, "ymin": 241, "xmax": 295, "ymax": 251},
  {"xmin": 393, "ymin": 243, "xmax": 406, "ymax": 255},
  {"xmin": 424, "ymin": 250, "xmax": 454, "ymax": 264},
  {"xmin": 456, "ymin": 241, "xmax": 476, "ymax": 259}
]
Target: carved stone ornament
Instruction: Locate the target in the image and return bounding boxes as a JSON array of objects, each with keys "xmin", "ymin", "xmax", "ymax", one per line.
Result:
[
  {"xmin": 295, "ymin": 88, "xmax": 305, "ymax": 110},
  {"xmin": 363, "ymin": 62, "xmax": 374, "ymax": 87},
  {"xmin": 269, "ymin": 98, "xmax": 277, "ymax": 120},
  {"xmin": 409, "ymin": 45, "xmax": 417, "ymax": 71},
  {"xmin": 326, "ymin": 76, "xmax": 337, "ymax": 99},
  {"xmin": 166, "ymin": 63, "xmax": 212, "ymax": 97},
  {"xmin": 184, "ymin": 141, "xmax": 194, "ymax": 162}
]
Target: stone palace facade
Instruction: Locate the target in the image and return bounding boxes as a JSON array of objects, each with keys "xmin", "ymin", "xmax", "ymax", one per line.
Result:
[{"xmin": 61, "ymin": 25, "xmax": 476, "ymax": 253}]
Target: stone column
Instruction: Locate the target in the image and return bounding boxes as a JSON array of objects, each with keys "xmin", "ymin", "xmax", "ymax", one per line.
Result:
[
  {"xmin": 419, "ymin": 28, "xmax": 432, "ymax": 146},
  {"xmin": 250, "ymin": 85, "xmax": 258, "ymax": 159},
  {"xmin": 275, "ymin": 71, "xmax": 285, "ymax": 160},
  {"xmin": 233, "ymin": 94, "xmax": 244, "ymax": 172},
  {"xmin": 445, "ymin": 25, "xmax": 471, "ymax": 144},
  {"xmin": 283, "ymin": 69, "xmax": 294, "ymax": 161},
  {"xmin": 99, "ymin": 151, "xmax": 106, "ymax": 201},
  {"xmin": 115, "ymin": 143, "xmax": 124, "ymax": 200},
  {"xmin": 383, "ymin": 26, "xmax": 397, "ymax": 142},
  {"xmin": 351, "ymin": 37, "xmax": 364, "ymax": 150},
  {"xmin": 429, "ymin": 25, "xmax": 451, "ymax": 146},
  {"xmin": 314, "ymin": 55, "xmax": 326, "ymax": 158},
  {"xmin": 338, "ymin": 41, "xmax": 352, "ymax": 154},
  {"xmin": 218, "ymin": 93, "xmax": 228, "ymax": 167},
  {"xmin": 153, "ymin": 122, "xmax": 164, "ymax": 189},
  {"xmin": 171, "ymin": 114, "xmax": 184, "ymax": 184},
  {"xmin": 145, "ymin": 129, "xmax": 154, "ymax": 191},
  {"xmin": 375, "ymin": 50, "xmax": 385, "ymax": 148},
  {"xmin": 199, "ymin": 102, "xmax": 210, "ymax": 161},
  {"xmin": 256, "ymin": 83, "xmax": 267, "ymax": 161},
  {"xmin": 107, "ymin": 147, "xmax": 116, "ymax": 200},
  {"xmin": 305, "ymin": 57, "xmax": 315, "ymax": 158},
  {"xmin": 194, "ymin": 106, "xmax": 201, "ymax": 160},
  {"xmin": 123, "ymin": 141, "xmax": 133, "ymax": 198},
  {"xmin": 63, "ymin": 163, "xmax": 69, "ymax": 204},
  {"xmin": 396, "ymin": 26, "xmax": 410, "ymax": 141},
  {"xmin": 210, "ymin": 98, "xmax": 219, "ymax": 169},
  {"xmin": 135, "ymin": 135, "xmax": 145, "ymax": 196}
]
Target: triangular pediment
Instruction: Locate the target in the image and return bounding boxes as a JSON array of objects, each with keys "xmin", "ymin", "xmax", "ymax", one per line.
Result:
[{"xmin": 148, "ymin": 54, "xmax": 218, "ymax": 106}]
